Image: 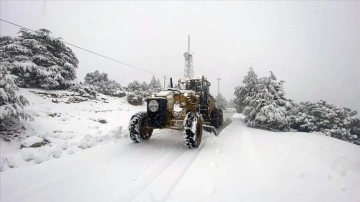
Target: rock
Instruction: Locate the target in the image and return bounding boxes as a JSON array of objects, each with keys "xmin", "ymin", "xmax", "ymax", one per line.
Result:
[
  {"xmin": 98, "ymin": 118, "xmax": 107, "ymax": 124},
  {"xmin": 20, "ymin": 136, "xmax": 47, "ymax": 148}
]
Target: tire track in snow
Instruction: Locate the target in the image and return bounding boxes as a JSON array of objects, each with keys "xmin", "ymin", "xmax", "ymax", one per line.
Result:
[
  {"xmin": 114, "ymin": 117, "xmax": 234, "ymax": 201},
  {"xmin": 3, "ymin": 129, "xmax": 173, "ymax": 202},
  {"xmin": 112, "ymin": 146, "xmax": 188, "ymax": 201},
  {"xmin": 159, "ymin": 136, "xmax": 210, "ymax": 202},
  {"xmin": 155, "ymin": 117, "xmax": 234, "ymax": 201},
  {"xmin": 113, "ymin": 134, "xmax": 216, "ymax": 202}
]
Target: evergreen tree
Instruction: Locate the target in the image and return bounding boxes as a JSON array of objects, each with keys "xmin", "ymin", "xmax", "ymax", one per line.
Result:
[
  {"xmin": 84, "ymin": 70, "xmax": 122, "ymax": 96},
  {"xmin": 141, "ymin": 82, "xmax": 149, "ymax": 92},
  {"xmin": 0, "ymin": 28, "xmax": 78, "ymax": 90},
  {"xmin": 234, "ymin": 67, "xmax": 259, "ymax": 113},
  {"xmin": 0, "ymin": 65, "xmax": 30, "ymax": 130},
  {"xmin": 243, "ymin": 72, "xmax": 293, "ymax": 131},
  {"xmin": 84, "ymin": 70, "xmax": 108, "ymax": 85},
  {"xmin": 126, "ymin": 80, "xmax": 151, "ymax": 104},
  {"xmin": 149, "ymin": 75, "xmax": 162, "ymax": 93},
  {"xmin": 216, "ymin": 93, "xmax": 228, "ymax": 110},
  {"xmin": 127, "ymin": 80, "xmax": 141, "ymax": 92}
]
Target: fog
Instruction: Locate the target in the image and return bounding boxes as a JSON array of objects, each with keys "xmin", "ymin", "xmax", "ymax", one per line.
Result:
[{"xmin": 1, "ymin": 1, "xmax": 359, "ymax": 111}]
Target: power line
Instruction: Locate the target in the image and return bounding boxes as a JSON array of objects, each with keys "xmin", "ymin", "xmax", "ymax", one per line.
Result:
[{"xmin": 0, "ymin": 18, "xmax": 165, "ymax": 77}]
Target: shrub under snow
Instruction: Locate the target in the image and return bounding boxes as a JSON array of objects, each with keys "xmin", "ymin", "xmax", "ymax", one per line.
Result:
[
  {"xmin": 69, "ymin": 82, "xmax": 97, "ymax": 98},
  {"xmin": 84, "ymin": 70, "xmax": 124, "ymax": 97},
  {"xmin": 289, "ymin": 100, "xmax": 359, "ymax": 145},
  {"xmin": 125, "ymin": 80, "xmax": 150, "ymax": 105},
  {"xmin": 126, "ymin": 93, "xmax": 144, "ymax": 106}
]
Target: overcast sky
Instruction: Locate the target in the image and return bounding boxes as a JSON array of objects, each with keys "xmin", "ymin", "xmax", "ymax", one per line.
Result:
[{"xmin": 1, "ymin": 1, "xmax": 359, "ymax": 111}]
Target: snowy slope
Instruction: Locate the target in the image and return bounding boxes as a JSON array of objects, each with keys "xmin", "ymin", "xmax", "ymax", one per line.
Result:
[
  {"xmin": 1, "ymin": 112, "xmax": 360, "ymax": 202},
  {"xmin": 1, "ymin": 88, "xmax": 144, "ymax": 170}
]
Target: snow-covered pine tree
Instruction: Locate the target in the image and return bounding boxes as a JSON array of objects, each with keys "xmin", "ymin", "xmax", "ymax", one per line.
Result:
[
  {"xmin": 84, "ymin": 70, "xmax": 108, "ymax": 85},
  {"xmin": 127, "ymin": 80, "xmax": 141, "ymax": 92},
  {"xmin": 149, "ymin": 75, "xmax": 162, "ymax": 93},
  {"xmin": 125, "ymin": 80, "xmax": 151, "ymax": 105},
  {"xmin": 243, "ymin": 71, "xmax": 293, "ymax": 131},
  {"xmin": 0, "ymin": 65, "xmax": 30, "ymax": 131},
  {"xmin": 141, "ymin": 82, "xmax": 149, "ymax": 92},
  {"xmin": 126, "ymin": 93, "xmax": 143, "ymax": 106},
  {"xmin": 215, "ymin": 93, "xmax": 228, "ymax": 110},
  {"xmin": 0, "ymin": 29, "xmax": 78, "ymax": 90},
  {"xmin": 83, "ymin": 70, "xmax": 123, "ymax": 97},
  {"xmin": 234, "ymin": 67, "xmax": 259, "ymax": 113}
]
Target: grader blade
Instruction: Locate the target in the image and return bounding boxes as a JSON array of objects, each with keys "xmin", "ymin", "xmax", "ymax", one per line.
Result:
[{"xmin": 203, "ymin": 125, "xmax": 217, "ymax": 136}]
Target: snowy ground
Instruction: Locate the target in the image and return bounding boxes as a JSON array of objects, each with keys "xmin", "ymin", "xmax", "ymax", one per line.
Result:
[
  {"xmin": 1, "ymin": 88, "xmax": 143, "ymax": 170},
  {"xmin": 1, "ymin": 89, "xmax": 360, "ymax": 202}
]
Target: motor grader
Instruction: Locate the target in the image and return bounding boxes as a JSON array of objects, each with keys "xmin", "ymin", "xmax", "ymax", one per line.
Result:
[{"xmin": 128, "ymin": 76, "xmax": 223, "ymax": 149}]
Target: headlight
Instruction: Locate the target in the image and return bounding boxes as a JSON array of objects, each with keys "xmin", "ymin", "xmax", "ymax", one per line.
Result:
[{"xmin": 148, "ymin": 100, "xmax": 159, "ymax": 112}]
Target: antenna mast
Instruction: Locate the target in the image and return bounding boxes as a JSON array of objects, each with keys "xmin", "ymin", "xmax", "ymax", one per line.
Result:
[{"xmin": 184, "ymin": 35, "xmax": 194, "ymax": 79}]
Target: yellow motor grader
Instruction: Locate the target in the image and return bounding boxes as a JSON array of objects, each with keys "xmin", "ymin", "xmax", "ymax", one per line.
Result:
[{"xmin": 128, "ymin": 76, "xmax": 223, "ymax": 149}]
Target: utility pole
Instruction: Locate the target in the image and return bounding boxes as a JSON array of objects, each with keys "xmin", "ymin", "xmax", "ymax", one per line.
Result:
[
  {"xmin": 217, "ymin": 78, "xmax": 221, "ymax": 95},
  {"xmin": 184, "ymin": 35, "xmax": 194, "ymax": 79},
  {"xmin": 163, "ymin": 75, "xmax": 166, "ymax": 89}
]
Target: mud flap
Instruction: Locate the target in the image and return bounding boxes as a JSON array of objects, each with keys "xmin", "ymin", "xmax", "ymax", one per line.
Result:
[{"xmin": 203, "ymin": 125, "xmax": 217, "ymax": 136}]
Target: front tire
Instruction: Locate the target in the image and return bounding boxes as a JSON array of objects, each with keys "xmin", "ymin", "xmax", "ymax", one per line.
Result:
[
  {"xmin": 183, "ymin": 112, "xmax": 203, "ymax": 149},
  {"xmin": 129, "ymin": 112, "xmax": 153, "ymax": 143}
]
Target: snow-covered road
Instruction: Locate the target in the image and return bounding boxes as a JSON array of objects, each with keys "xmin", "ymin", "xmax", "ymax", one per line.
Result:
[{"xmin": 1, "ymin": 115, "xmax": 360, "ymax": 202}]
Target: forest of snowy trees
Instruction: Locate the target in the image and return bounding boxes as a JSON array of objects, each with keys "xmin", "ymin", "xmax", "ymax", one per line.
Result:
[{"xmin": 234, "ymin": 68, "xmax": 360, "ymax": 145}]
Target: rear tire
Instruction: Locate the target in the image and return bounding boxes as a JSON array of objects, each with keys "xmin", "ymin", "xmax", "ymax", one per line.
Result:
[
  {"xmin": 183, "ymin": 112, "xmax": 203, "ymax": 149},
  {"xmin": 129, "ymin": 112, "xmax": 153, "ymax": 143},
  {"xmin": 218, "ymin": 109, "xmax": 224, "ymax": 126}
]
